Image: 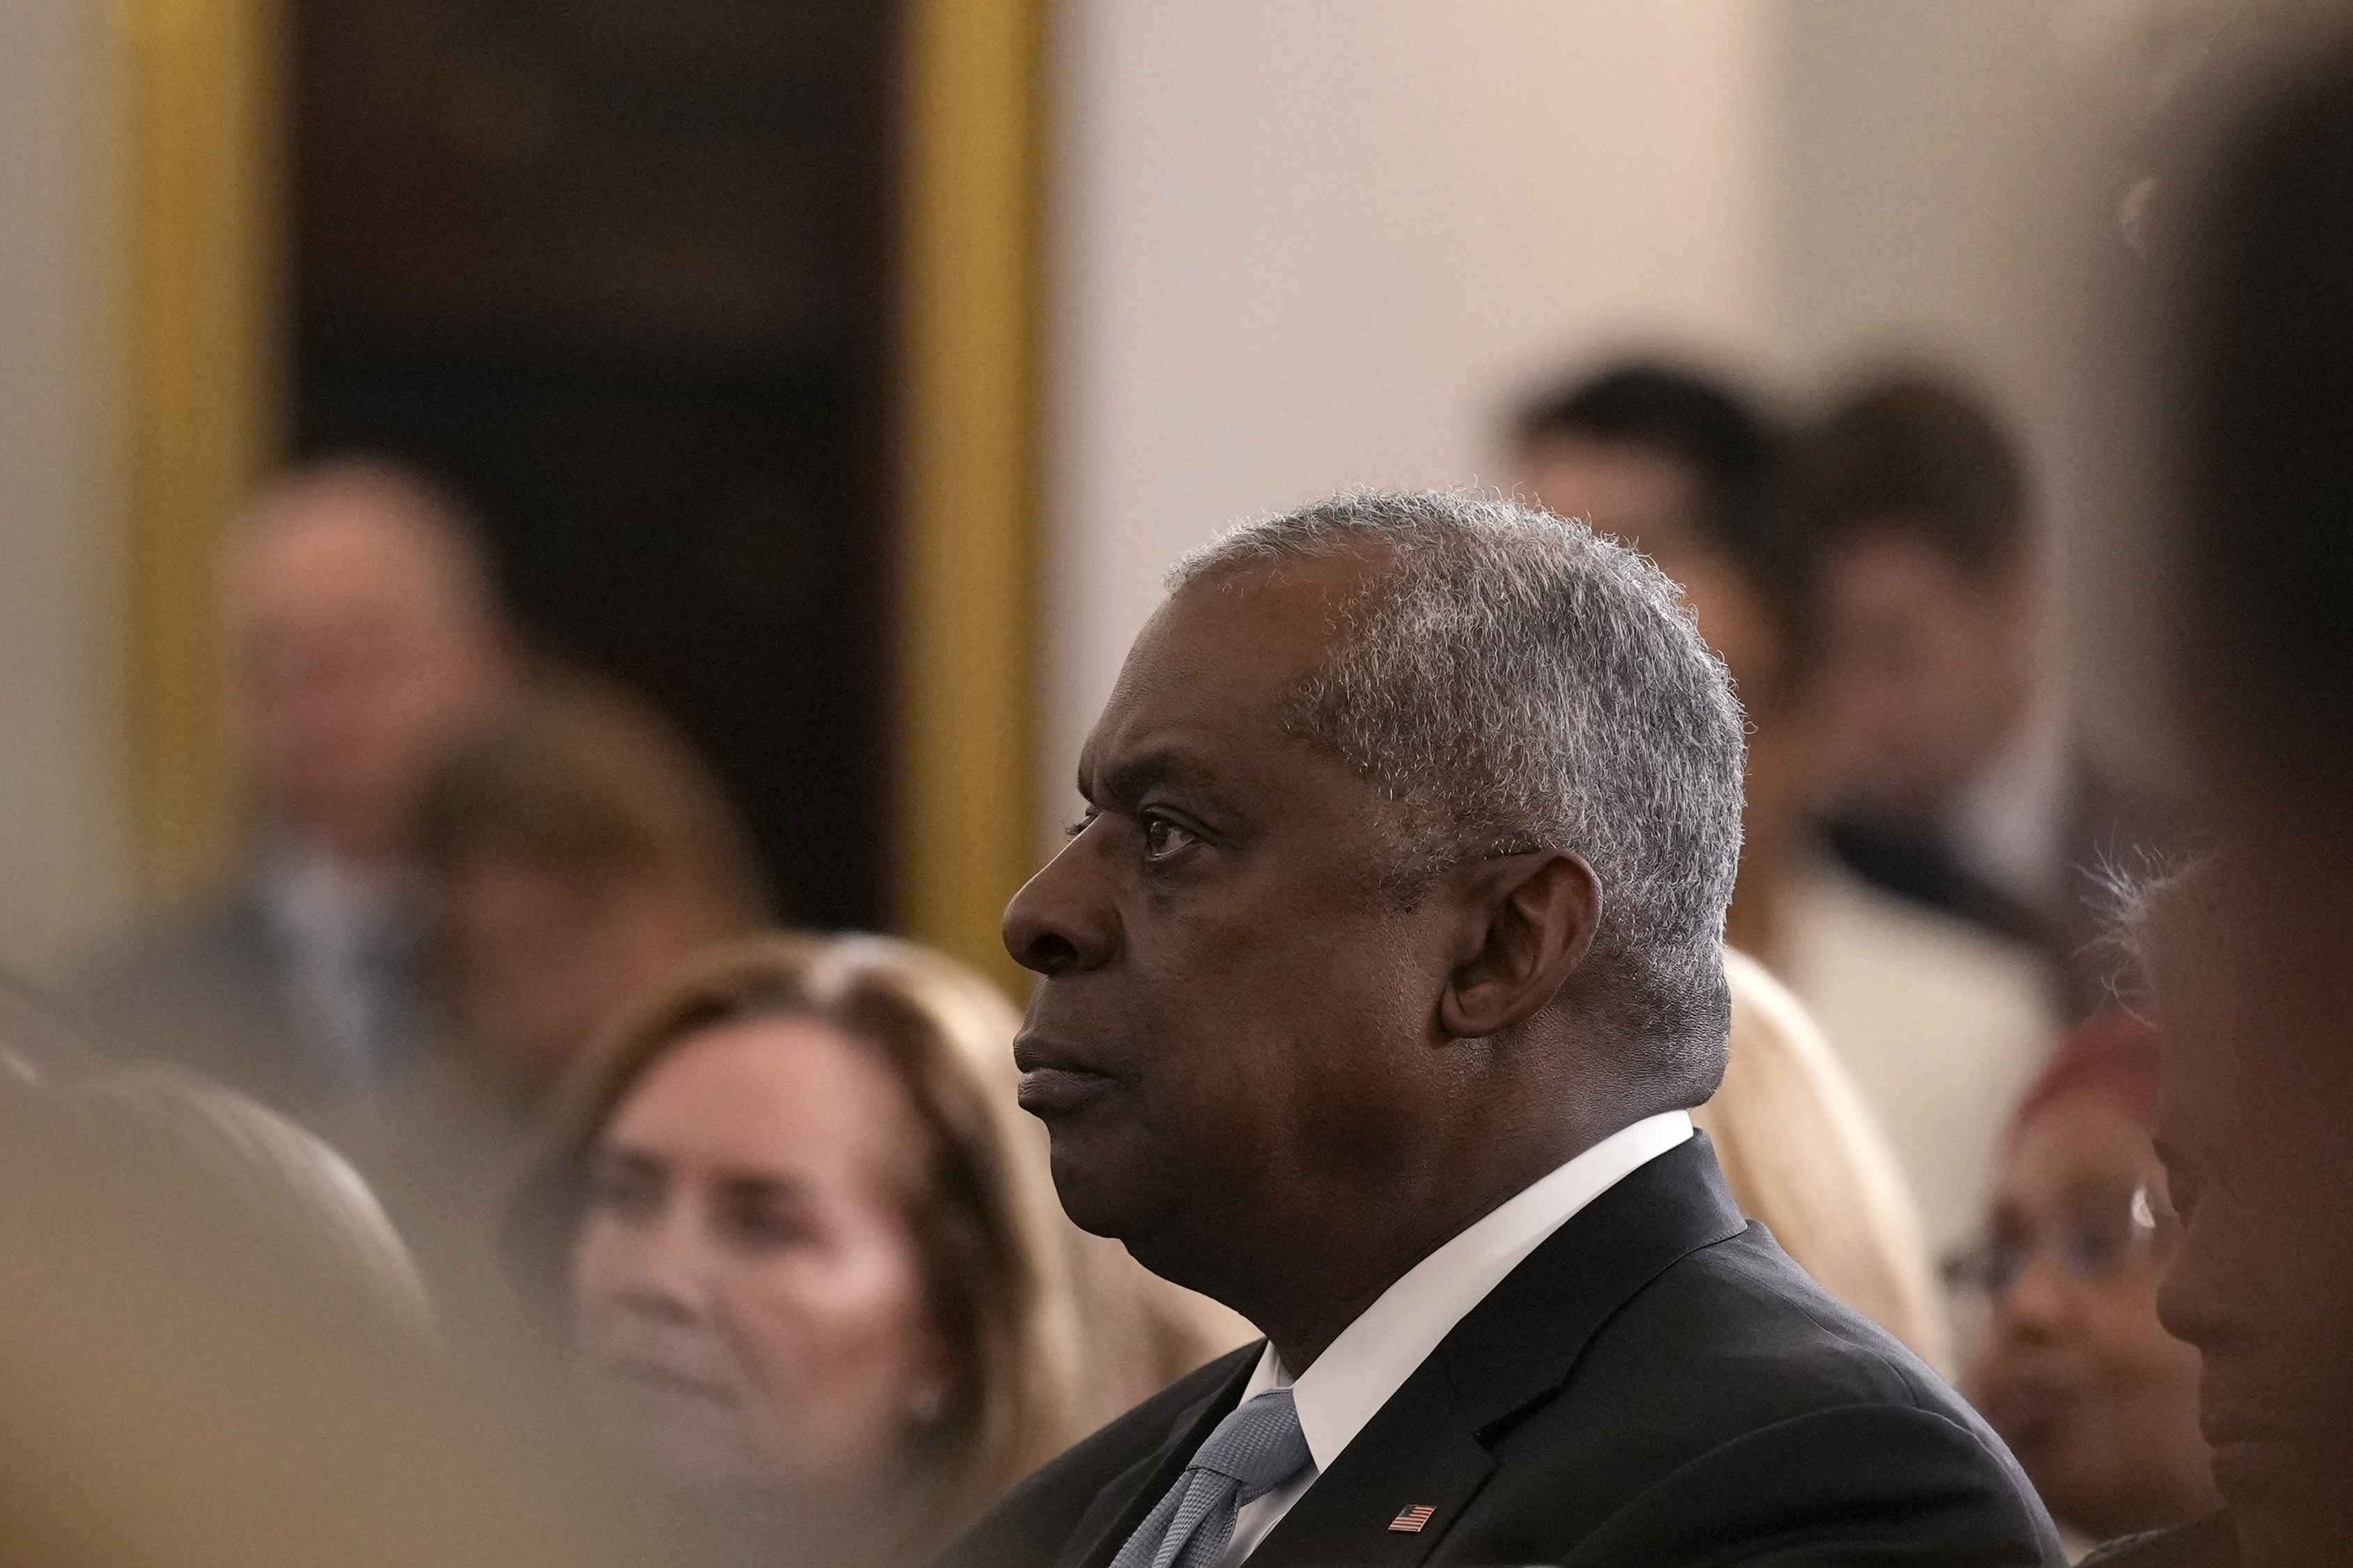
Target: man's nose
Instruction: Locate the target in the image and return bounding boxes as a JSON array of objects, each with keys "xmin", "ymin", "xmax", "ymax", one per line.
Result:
[
  {"xmin": 1002, "ymin": 834, "xmax": 1120, "ymax": 977},
  {"xmin": 2155, "ymin": 1214, "xmax": 2232, "ymax": 1352}
]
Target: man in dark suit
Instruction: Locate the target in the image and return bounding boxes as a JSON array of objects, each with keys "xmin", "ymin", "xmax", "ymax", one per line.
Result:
[
  {"xmin": 943, "ymin": 490, "xmax": 2059, "ymax": 1568},
  {"xmin": 74, "ymin": 458, "xmax": 517, "ymax": 1120}
]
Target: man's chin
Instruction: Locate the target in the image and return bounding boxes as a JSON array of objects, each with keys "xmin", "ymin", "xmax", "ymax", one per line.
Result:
[
  {"xmin": 1047, "ymin": 1151, "xmax": 1149, "ymax": 1238},
  {"xmin": 2213, "ymin": 1437, "xmax": 2353, "ymax": 1561},
  {"xmin": 1044, "ymin": 1135, "xmax": 1191, "ymax": 1248}
]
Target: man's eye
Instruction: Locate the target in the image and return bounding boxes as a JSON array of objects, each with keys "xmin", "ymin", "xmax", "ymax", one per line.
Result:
[{"xmin": 1141, "ymin": 816, "xmax": 1196, "ymax": 860}]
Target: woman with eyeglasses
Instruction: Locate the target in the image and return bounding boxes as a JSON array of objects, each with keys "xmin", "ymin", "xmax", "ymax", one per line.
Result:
[{"xmin": 1951, "ymin": 1009, "xmax": 2220, "ymax": 1551}]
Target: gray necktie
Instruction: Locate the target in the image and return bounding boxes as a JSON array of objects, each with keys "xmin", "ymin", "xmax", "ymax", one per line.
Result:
[{"xmin": 1111, "ymin": 1389, "xmax": 1313, "ymax": 1568}]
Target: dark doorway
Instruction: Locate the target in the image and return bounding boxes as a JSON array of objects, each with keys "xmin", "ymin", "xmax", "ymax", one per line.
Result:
[{"xmin": 290, "ymin": 0, "xmax": 900, "ymax": 929}]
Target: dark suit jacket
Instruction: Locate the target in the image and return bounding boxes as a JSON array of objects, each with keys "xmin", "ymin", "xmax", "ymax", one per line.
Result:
[
  {"xmin": 1827, "ymin": 759, "xmax": 2189, "ymax": 1024},
  {"xmin": 70, "ymin": 884, "xmax": 313, "ymax": 1098},
  {"xmin": 936, "ymin": 1135, "xmax": 2061, "ymax": 1568},
  {"xmin": 70, "ymin": 874, "xmax": 427, "ymax": 1119}
]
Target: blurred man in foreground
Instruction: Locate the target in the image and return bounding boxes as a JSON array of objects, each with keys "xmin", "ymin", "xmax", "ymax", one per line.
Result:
[
  {"xmin": 1801, "ymin": 373, "xmax": 2166, "ymax": 1019},
  {"xmin": 940, "ymin": 490, "xmax": 2058, "ymax": 1568},
  {"xmin": 2069, "ymin": 23, "xmax": 2353, "ymax": 1568},
  {"xmin": 77, "ymin": 458, "xmax": 516, "ymax": 1117}
]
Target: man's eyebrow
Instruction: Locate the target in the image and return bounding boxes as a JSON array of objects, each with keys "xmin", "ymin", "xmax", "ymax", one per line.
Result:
[{"xmin": 1088, "ymin": 747, "xmax": 1223, "ymax": 809}]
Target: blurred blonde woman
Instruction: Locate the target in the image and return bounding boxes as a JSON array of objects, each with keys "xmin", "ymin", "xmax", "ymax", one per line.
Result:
[
  {"xmin": 1696, "ymin": 949, "xmax": 1950, "ymax": 1371},
  {"xmin": 512, "ymin": 933, "xmax": 1242, "ymax": 1568}
]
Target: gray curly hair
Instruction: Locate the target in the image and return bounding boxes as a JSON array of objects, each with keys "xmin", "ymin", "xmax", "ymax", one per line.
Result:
[{"xmin": 1169, "ymin": 488, "xmax": 1746, "ymax": 1076}]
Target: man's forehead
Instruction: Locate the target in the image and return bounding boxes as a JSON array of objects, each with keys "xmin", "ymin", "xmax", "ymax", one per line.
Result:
[{"xmin": 1079, "ymin": 557, "xmax": 1368, "ymax": 789}]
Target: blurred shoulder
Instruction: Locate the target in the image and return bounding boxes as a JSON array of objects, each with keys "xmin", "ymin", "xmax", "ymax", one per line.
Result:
[
  {"xmin": 63, "ymin": 880, "xmax": 293, "ymax": 1077},
  {"xmin": 72, "ymin": 882, "xmax": 278, "ymax": 991}
]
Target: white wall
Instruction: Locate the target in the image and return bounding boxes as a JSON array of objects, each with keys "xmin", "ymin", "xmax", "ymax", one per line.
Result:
[
  {"xmin": 1042, "ymin": 0, "xmax": 2157, "ymax": 842},
  {"xmin": 1766, "ymin": 0, "xmax": 2173, "ymax": 775},
  {"xmin": 0, "ymin": 0, "xmax": 131, "ymax": 975},
  {"xmin": 1766, "ymin": 0, "xmax": 2130, "ymax": 436},
  {"xmin": 1042, "ymin": 0, "xmax": 1775, "ymax": 837}
]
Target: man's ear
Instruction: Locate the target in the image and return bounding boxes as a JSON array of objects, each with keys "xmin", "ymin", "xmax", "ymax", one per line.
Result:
[{"xmin": 1437, "ymin": 851, "xmax": 1601, "ymax": 1039}]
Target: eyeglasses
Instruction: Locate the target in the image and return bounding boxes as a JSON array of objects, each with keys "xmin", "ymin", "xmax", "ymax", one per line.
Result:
[{"xmin": 1944, "ymin": 1182, "xmax": 2176, "ymax": 1306}]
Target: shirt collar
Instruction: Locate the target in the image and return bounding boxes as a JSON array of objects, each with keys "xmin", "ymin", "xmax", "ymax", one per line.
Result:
[
  {"xmin": 1944, "ymin": 701, "xmax": 2073, "ymax": 913},
  {"xmin": 1238, "ymin": 1108, "xmax": 1693, "ymax": 1472}
]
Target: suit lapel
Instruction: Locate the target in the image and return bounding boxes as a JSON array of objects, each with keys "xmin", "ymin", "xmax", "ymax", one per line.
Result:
[
  {"xmin": 1244, "ymin": 1135, "xmax": 1748, "ymax": 1568},
  {"xmin": 1438, "ymin": 1131, "xmax": 1746, "ymax": 1435},
  {"xmin": 1054, "ymin": 1349, "xmax": 1260, "ymax": 1568},
  {"xmin": 1245, "ymin": 1368, "xmax": 1494, "ymax": 1568}
]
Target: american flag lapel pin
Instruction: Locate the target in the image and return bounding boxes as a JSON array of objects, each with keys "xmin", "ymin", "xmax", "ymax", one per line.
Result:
[{"xmin": 1387, "ymin": 1503, "xmax": 1437, "ymax": 1534}]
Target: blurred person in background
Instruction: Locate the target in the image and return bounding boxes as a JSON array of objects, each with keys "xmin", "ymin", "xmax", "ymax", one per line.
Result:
[
  {"xmin": 511, "ymin": 933, "xmax": 1242, "ymax": 1568},
  {"xmin": 1802, "ymin": 373, "xmax": 2166, "ymax": 1019},
  {"xmin": 1514, "ymin": 362, "xmax": 2053, "ymax": 1261},
  {"xmin": 1954, "ymin": 1009, "xmax": 2216, "ymax": 1555},
  {"xmin": 416, "ymin": 672, "xmax": 771, "ymax": 1107},
  {"xmin": 362, "ymin": 672, "xmax": 771, "ymax": 1352},
  {"xmin": 73, "ymin": 456, "xmax": 518, "ymax": 1120},
  {"xmin": 1701, "ymin": 949, "xmax": 1948, "ymax": 1371},
  {"xmin": 2068, "ymin": 19, "xmax": 2353, "ymax": 1565}
]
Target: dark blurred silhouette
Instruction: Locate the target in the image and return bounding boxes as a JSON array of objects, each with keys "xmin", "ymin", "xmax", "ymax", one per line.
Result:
[
  {"xmin": 1956, "ymin": 1010, "xmax": 2216, "ymax": 1549},
  {"xmin": 1515, "ymin": 363, "xmax": 2053, "ymax": 1260},
  {"xmin": 72, "ymin": 457, "xmax": 519, "ymax": 1119},
  {"xmin": 511, "ymin": 933, "xmax": 1247, "ymax": 1568},
  {"xmin": 1802, "ymin": 373, "xmax": 2170, "ymax": 1020},
  {"xmin": 0, "ymin": 1032, "xmax": 595, "ymax": 1568},
  {"xmin": 2082, "ymin": 21, "xmax": 2353, "ymax": 1567}
]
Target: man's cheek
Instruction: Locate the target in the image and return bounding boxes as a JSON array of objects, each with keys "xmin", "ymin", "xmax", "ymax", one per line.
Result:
[{"xmin": 1286, "ymin": 1056, "xmax": 1415, "ymax": 1185}]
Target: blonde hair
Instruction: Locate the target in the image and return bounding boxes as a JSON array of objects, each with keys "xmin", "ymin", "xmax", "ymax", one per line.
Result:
[
  {"xmin": 1694, "ymin": 950, "xmax": 1950, "ymax": 1371},
  {"xmin": 515, "ymin": 933, "xmax": 1133, "ymax": 1555}
]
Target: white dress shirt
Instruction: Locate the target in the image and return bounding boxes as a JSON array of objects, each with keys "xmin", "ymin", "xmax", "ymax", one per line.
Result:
[
  {"xmin": 1214, "ymin": 1110, "xmax": 1695, "ymax": 1567},
  {"xmin": 261, "ymin": 840, "xmax": 412, "ymax": 1089},
  {"xmin": 1944, "ymin": 702, "xmax": 2072, "ymax": 919}
]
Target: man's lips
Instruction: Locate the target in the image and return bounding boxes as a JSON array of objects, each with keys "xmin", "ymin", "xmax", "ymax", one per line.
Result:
[{"xmin": 1013, "ymin": 1034, "xmax": 1127, "ymax": 1117}]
